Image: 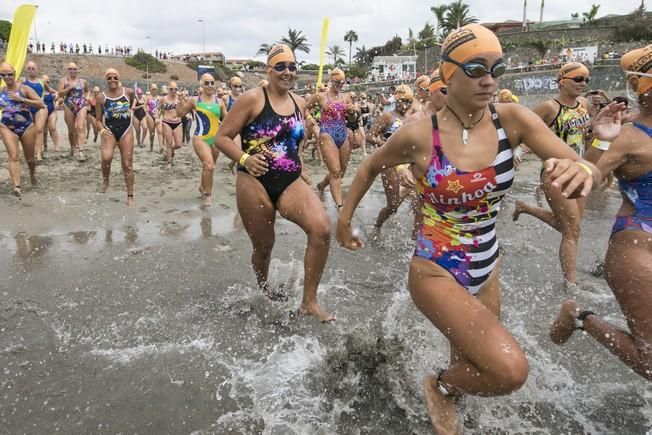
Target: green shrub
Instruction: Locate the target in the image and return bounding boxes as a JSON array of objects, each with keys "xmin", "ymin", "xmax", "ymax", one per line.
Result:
[{"xmin": 125, "ymin": 52, "xmax": 166, "ymax": 73}]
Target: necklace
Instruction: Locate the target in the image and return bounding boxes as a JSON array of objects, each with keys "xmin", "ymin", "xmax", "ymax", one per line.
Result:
[{"xmin": 445, "ymin": 105, "xmax": 485, "ymax": 145}]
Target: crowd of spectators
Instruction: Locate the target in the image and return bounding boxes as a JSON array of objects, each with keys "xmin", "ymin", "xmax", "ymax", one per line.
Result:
[{"xmin": 24, "ymin": 41, "xmax": 175, "ymax": 60}]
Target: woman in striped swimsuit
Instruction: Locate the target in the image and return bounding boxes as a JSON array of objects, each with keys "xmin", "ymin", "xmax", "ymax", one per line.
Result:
[
  {"xmin": 336, "ymin": 24, "xmax": 614, "ymax": 433},
  {"xmin": 57, "ymin": 62, "xmax": 89, "ymax": 161}
]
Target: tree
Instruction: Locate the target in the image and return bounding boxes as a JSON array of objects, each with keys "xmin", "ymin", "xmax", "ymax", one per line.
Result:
[
  {"xmin": 442, "ymin": 1, "xmax": 478, "ymax": 36},
  {"xmin": 256, "ymin": 43, "xmax": 272, "ymax": 57},
  {"xmin": 0, "ymin": 20, "xmax": 11, "ymax": 42},
  {"xmin": 326, "ymin": 45, "xmax": 345, "ymax": 65},
  {"xmin": 571, "ymin": 12, "xmax": 580, "ymax": 19},
  {"xmin": 344, "ymin": 30, "xmax": 359, "ymax": 65},
  {"xmin": 614, "ymin": 5, "xmax": 652, "ymax": 41},
  {"xmin": 280, "ymin": 28, "xmax": 311, "ymax": 56},
  {"xmin": 582, "ymin": 4, "xmax": 600, "ymax": 25},
  {"xmin": 430, "ymin": 5, "xmax": 449, "ymax": 41},
  {"xmin": 418, "ymin": 22, "xmax": 436, "ymax": 41}
]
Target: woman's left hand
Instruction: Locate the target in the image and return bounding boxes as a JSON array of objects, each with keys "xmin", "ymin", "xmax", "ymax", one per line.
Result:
[
  {"xmin": 592, "ymin": 101, "xmax": 626, "ymax": 141},
  {"xmin": 543, "ymin": 158, "xmax": 596, "ymax": 198}
]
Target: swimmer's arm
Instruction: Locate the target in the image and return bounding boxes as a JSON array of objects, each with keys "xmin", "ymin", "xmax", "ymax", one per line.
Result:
[
  {"xmin": 532, "ymin": 99, "xmax": 558, "ymax": 127},
  {"xmin": 215, "ymin": 92, "xmax": 255, "ymax": 162},
  {"xmin": 126, "ymin": 88, "xmax": 135, "ymax": 107},
  {"xmin": 595, "ymin": 128, "xmax": 632, "ymax": 177},
  {"xmin": 20, "ymin": 86, "xmax": 45, "ymax": 109},
  {"xmin": 95, "ymin": 94, "xmax": 106, "ymax": 128},
  {"xmin": 218, "ymin": 99, "xmax": 227, "ymax": 121},
  {"xmin": 176, "ymin": 96, "xmax": 195, "ymax": 118},
  {"xmin": 56, "ymin": 78, "xmax": 72, "ymax": 95},
  {"xmin": 44, "ymin": 81, "xmax": 56, "ymax": 94},
  {"xmin": 366, "ymin": 113, "xmax": 391, "ymax": 146}
]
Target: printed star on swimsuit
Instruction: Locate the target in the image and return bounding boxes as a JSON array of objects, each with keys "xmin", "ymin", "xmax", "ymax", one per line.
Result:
[{"xmin": 446, "ymin": 179, "xmax": 464, "ymax": 194}]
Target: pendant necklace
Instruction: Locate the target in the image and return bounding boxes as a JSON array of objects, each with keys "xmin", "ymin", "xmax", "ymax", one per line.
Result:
[{"xmin": 445, "ymin": 105, "xmax": 485, "ymax": 145}]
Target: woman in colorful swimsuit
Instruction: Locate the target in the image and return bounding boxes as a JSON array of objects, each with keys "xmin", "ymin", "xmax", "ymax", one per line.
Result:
[
  {"xmin": 57, "ymin": 62, "xmax": 89, "ymax": 161},
  {"xmin": 144, "ymin": 84, "xmax": 162, "ymax": 152},
  {"xmin": 366, "ymin": 85, "xmax": 413, "ymax": 230},
  {"xmin": 41, "ymin": 75, "xmax": 60, "ymax": 152},
  {"xmin": 223, "ymin": 76, "xmax": 244, "ymax": 112},
  {"xmin": 131, "ymin": 87, "xmax": 148, "ymax": 147},
  {"xmin": 336, "ymin": 24, "xmax": 616, "ymax": 433},
  {"xmin": 160, "ymin": 81, "xmax": 183, "ymax": 167},
  {"xmin": 215, "ymin": 44, "xmax": 333, "ymax": 322},
  {"xmin": 94, "ymin": 69, "xmax": 136, "ymax": 206},
  {"xmin": 86, "ymin": 86, "xmax": 101, "ymax": 144},
  {"xmin": 177, "ymin": 73, "xmax": 227, "ymax": 207},
  {"xmin": 0, "ymin": 62, "xmax": 45, "ymax": 196},
  {"xmin": 550, "ymin": 45, "xmax": 652, "ymax": 380},
  {"xmin": 307, "ymin": 68, "xmax": 354, "ymax": 209},
  {"xmin": 512, "ymin": 62, "xmax": 593, "ymax": 287}
]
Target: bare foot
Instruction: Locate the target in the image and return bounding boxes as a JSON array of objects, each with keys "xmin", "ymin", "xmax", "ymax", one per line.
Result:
[
  {"xmin": 512, "ymin": 200, "xmax": 525, "ymax": 222},
  {"xmin": 298, "ymin": 302, "xmax": 335, "ymax": 323},
  {"xmin": 30, "ymin": 174, "xmax": 38, "ymax": 185},
  {"xmin": 10, "ymin": 186, "xmax": 22, "ymax": 198},
  {"xmin": 77, "ymin": 151, "xmax": 86, "ymax": 162},
  {"xmin": 127, "ymin": 195, "xmax": 134, "ymax": 208},
  {"xmin": 423, "ymin": 375, "xmax": 461, "ymax": 435},
  {"xmin": 550, "ymin": 299, "xmax": 580, "ymax": 345},
  {"xmin": 202, "ymin": 194, "xmax": 212, "ymax": 208},
  {"xmin": 100, "ymin": 179, "xmax": 109, "ymax": 193}
]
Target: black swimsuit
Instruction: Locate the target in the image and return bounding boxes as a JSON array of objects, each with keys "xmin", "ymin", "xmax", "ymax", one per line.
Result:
[
  {"xmin": 238, "ymin": 87, "xmax": 304, "ymax": 203},
  {"xmin": 134, "ymin": 99, "xmax": 146, "ymax": 121},
  {"xmin": 103, "ymin": 88, "xmax": 132, "ymax": 140}
]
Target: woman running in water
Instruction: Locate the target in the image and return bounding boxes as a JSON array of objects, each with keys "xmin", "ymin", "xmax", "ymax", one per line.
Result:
[
  {"xmin": 345, "ymin": 91, "xmax": 365, "ymax": 155},
  {"xmin": 145, "ymin": 83, "xmax": 162, "ymax": 152},
  {"xmin": 41, "ymin": 75, "xmax": 60, "ymax": 152},
  {"xmin": 57, "ymin": 62, "xmax": 89, "ymax": 161},
  {"xmin": 94, "ymin": 68, "xmax": 136, "ymax": 206},
  {"xmin": 512, "ymin": 62, "xmax": 593, "ymax": 288},
  {"xmin": 176, "ymin": 73, "xmax": 227, "ymax": 207},
  {"xmin": 86, "ymin": 86, "xmax": 101, "ymax": 144},
  {"xmin": 215, "ymin": 44, "xmax": 333, "ymax": 322},
  {"xmin": 336, "ymin": 25, "xmax": 617, "ymax": 433},
  {"xmin": 0, "ymin": 62, "xmax": 45, "ymax": 196},
  {"xmin": 160, "ymin": 81, "xmax": 183, "ymax": 167},
  {"xmin": 308, "ymin": 68, "xmax": 354, "ymax": 209},
  {"xmin": 21, "ymin": 61, "xmax": 53, "ymax": 161},
  {"xmin": 223, "ymin": 76, "xmax": 244, "ymax": 112},
  {"xmin": 366, "ymin": 85, "xmax": 413, "ymax": 230},
  {"xmin": 550, "ymin": 45, "xmax": 652, "ymax": 380},
  {"xmin": 131, "ymin": 88, "xmax": 148, "ymax": 146},
  {"xmin": 408, "ymin": 75, "xmax": 431, "ymax": 115}
]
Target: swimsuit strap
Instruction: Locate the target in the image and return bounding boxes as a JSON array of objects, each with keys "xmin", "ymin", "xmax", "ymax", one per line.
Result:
[{"xmin": 633, "ymin": 122, "xmax": 652, "ymax": 137}]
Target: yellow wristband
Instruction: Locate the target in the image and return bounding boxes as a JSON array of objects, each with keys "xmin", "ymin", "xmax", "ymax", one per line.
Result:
[
  {"xmin": 396, "ymin": 164, "xmax": 409, "ymax": 172},
  {"xmin": 239, "ymin": 153, "xmax": 250, "ymax": 166},
  {"xmin": 576, "ymin": 162, "xmax": 593, "ymax": 177},
  {"xmin": 591, "ymin": 138, "xmax": 610, "ymax": 151}
]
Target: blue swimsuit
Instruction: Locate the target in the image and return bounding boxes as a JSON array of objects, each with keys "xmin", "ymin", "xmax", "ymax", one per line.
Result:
[
  {"xmin": 23, "ymin": 79, "xmax": 45, "ymax": 116},
  {"xmin": 611, "ymin": 122, "xmax": 652, "ymax": 236},
  {"xmin": 0, "ymin": 85, "xmax": 33, "ymax": 137}
]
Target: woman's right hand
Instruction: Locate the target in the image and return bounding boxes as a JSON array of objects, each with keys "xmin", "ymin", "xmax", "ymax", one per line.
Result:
[
  {"xmin": 336, "ymin": 217, "xmax": 364, "ymax": 251},
  {"xmin": 398, "ymin": 165, "xmax": 416, "ymax": 188},
  {"xmin": 243, "ymin": 154, "xmax": 268, "ymax": 177}
]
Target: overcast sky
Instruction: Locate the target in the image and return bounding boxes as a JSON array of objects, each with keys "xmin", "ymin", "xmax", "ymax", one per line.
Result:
[{"xmin": 0, "ymin": 0, "xmax": 634, "ymax": 63}]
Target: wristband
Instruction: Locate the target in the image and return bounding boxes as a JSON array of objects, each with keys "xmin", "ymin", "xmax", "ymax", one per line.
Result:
[
  {"xmin": 576, "ymin": 162, "xmax": 593, "ymax": 177},
  {"xmin": 591, "ymin": 138, "xmax": 610, "ymax": 151},
  {"xmin": 239, "ymin": 153, "xmax": 250, "ymax": 166},
  {"xmin": 396, "ymin": 164, "xmax": 409, "ymax": 172}
]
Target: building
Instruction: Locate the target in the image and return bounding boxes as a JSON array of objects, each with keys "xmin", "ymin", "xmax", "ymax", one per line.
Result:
[
  {"xmin": 172, "ymin": 51, "xmax": 224, "ymax": 64},
  {"xmin": 370, "ymin": 55, "xmax": 417, "ymax": 81},
  {"xmin": 482, "ymin": 19, "xmax": 535, "ymax": 33}
]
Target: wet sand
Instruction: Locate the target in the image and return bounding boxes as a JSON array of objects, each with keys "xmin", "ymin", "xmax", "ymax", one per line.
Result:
[{"xmin": 1, "ymin": 116, "xmax": 650, "ymax": 434}]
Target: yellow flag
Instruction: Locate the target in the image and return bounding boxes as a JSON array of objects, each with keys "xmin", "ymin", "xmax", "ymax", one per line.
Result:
[
  {"xmin": 316, "ymin": 18, "xmax": 330, "ymax": 88},
  {"xmin": 4, "ymin": 4, "xmax": 38, "ymax": 82}
]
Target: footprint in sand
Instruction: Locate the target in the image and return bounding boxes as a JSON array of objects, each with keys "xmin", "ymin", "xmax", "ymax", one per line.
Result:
[{"xmin": 160, "ymin": 221, "xmax": 188, "ymax": 236}]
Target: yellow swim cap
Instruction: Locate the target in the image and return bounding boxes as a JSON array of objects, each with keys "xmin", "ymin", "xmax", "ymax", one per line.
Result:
[
  {"xmin": 415, "ymin": 75, "xmax": 431, "ymax": 90},
  {"xmin": 267, "ymin": 44, "xmax": 295, "ymax": 66},
  {"xmin": 440, "ymin": 24, "xmax": 502, "ymax": 83},
  {"xmin": 498, "ymin": 88, "xmax": 513, "ymax": 102},
  {"xmin": 620, "ymin": 45, "xmax": 652, "ymax": 96},
  {"xmin": 330, "ymin": 68, "xmax": 345, "ymax": 81},
  {"xmin": 557, "ymin": 62, "xmax": 590, "ymax": 81},
  {"xmin": 394, "ymin": 84, "xmax": 414, "ymax": 100}
]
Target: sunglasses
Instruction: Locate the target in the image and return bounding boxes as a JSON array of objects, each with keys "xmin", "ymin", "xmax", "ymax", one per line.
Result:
[
  {"xmin": 68, "ymin": 68, "xmax": 78, "ymax": 71},
  {"xmin": 439, "ymin": 87, "xmax": 448, "ymax": 95},
  {"xmin": 418, "ymin": 86, "xmax": 429, "ymax": 93},
  {"xmin": 397, "ymin": 98, "xmax": 413, "ymax": 104},
  {"xmin": 272, "ymin": 62, "xmax": 297, "ymax": 72},
  {"xmin": 106, "ymin": 76, "xmax": 119, "ymax": 81},
  {"xmin": 332, "ymin": 80, "xmax": 345, "ymax": 85},
  {"xmin": 0, "ymin": 72, "xmax": 15, "ymax": 78},
  {"xmin": 562, "ymin": 76, "xmax": 590, "ymax": 84},
  {"xmin": 203, "ymin": 81, "xmax": 215, "ymax": 86},
  {"xmin": 169, "ymin": 88, "xmax": 178, "ymax": 91},
  {"xmin": 231, "ymin": 84, "xmax": 244, "ymax": 89},
  {"xmin": 442, "ymin": 55, "xmax": 507, "ymax": 79}
]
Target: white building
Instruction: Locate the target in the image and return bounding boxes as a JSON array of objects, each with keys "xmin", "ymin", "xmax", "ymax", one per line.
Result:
[{"xmin": 370, "ymin": 55, "xmax": 417, "ymax": 81}]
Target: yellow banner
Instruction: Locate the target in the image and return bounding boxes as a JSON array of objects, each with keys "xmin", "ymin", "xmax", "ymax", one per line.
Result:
[
  {"xmin": 4, "ymin": 4, "xmax": 38, "ymax": 83},
  {"xmin": 316, "ymin": 18, "xmax": 330, "ymax": 88}
]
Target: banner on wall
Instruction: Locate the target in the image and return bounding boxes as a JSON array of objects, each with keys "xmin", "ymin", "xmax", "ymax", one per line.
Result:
[{"xmin": 560, "ymin": 46, "xmax": 598, "ymax": 64}]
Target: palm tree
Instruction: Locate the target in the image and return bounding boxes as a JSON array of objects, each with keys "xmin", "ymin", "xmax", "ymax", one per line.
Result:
[
  {"xmin": 430, "ymin": 5, "xmax": 448, "ymax": 41},
  {"xmin": 280, "ymin": 28, "xmax": 311, "ymax": 56},
  {"xmin": 582, "ymin": 4, "xmax": 600, "ymax": 25},
  {"xmin": 326, "ymin": 45, "xmax": 345, "ymax": 66},
  {"xmin": 354, "ymin": 45, "xmax": 370, "ymax": 65},
  {"xmin": 256, "ymin": 43, "xmax": 272, "ymax": 57},
  {"xmin": 344, "ymin": 30, "xmax": 359, "ymax": 65},
  {"xmin": 442, "ymin": 1, "xmax": 478, "ymax": 36},
  {"xmin": 418, "ymin": 23, "xmax": 436, "ymax": 41}
]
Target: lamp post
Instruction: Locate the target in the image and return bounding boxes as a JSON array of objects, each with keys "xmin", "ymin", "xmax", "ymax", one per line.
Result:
[{"xmin": 198, "ymin": 18, "xmax": 205, "ymax": 58}]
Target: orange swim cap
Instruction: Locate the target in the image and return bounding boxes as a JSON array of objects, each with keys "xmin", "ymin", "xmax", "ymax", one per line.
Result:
[
  {"xmin": 620, "ymin": 45, "xmax": 652, "ymax": 96},
  {"xmin": 557, "ymin": 62, "xmax": 590, "ymax": 81},
  {"xmin": 440, "ymin": 24, "xmax": 502, "ymax": 83},
  {"xmin": 330, "ymin": 68, "xmax": 346, "ymax": 81},
  {"xmin": 429, "ymin": 68, "xmax": 446, "ymax": 93},
  {"xmin": 415, "ymin": 75, "xmax": 430, "ymax": 90},
  {"xmin": 394, "ymin": 84, "xmax": 414, "ymax": 100},
  {"xmin": 267, "ymin": 44, "xmax": 295, "ymax": 66}
]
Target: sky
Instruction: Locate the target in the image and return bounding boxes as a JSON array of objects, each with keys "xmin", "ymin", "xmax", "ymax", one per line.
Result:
[{"xmin": 0, "ymin": 0, "xmax": 636, "ymax": 64}]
